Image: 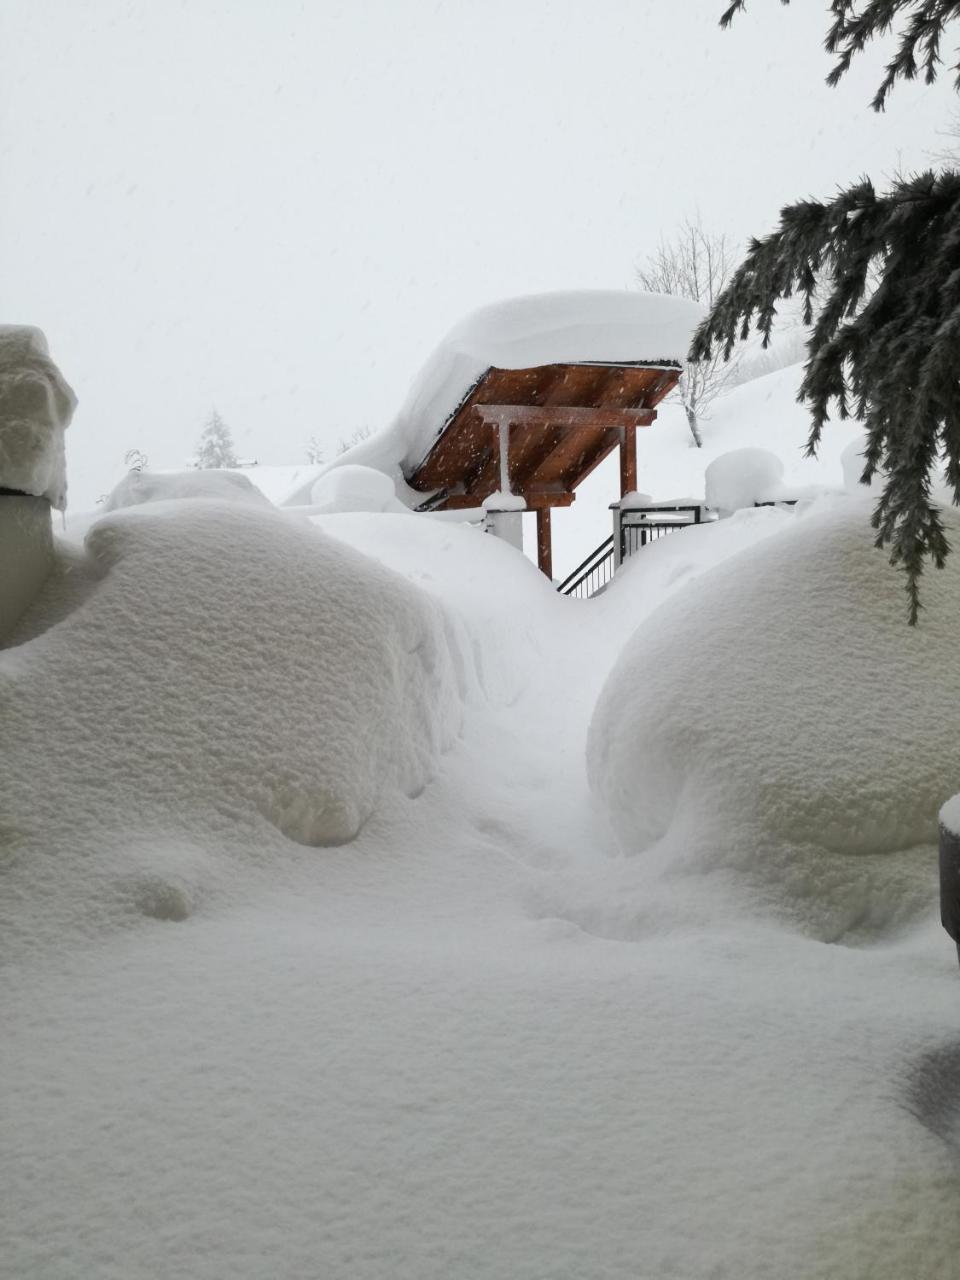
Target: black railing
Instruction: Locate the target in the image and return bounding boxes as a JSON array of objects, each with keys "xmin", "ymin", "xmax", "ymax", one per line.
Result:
[
  {"xmin": 619, "ymin": 505, "xmax": 702, "ymax": 560},
  {"xmin": 559, "ymin": 506, "xmax": 706, "ymax": 600},
  {"xmin": 558, "ymin": 535, "xmax": 615, "ymax": 598}
]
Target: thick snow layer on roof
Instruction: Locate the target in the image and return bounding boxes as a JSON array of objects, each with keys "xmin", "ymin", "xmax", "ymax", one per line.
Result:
[
  {"xmin": 323, "ymin": 290, "xmax": 702, "ymax": 488},
  {"xmin": 0, "ymin": 499, "xmax": 462, "ymax": 959},
  {"xmin": 0, "ymin": 325, "xmax": 77, "ymax": 508},
  {"xmin": 588, "ymin": 492, "xmax": 960, "ymax": 941}
]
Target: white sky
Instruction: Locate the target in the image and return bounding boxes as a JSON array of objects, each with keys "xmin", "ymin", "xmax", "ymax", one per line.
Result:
[{"xmin": 2, "ymin": 0, "xmax": 956, "ymax": 511}]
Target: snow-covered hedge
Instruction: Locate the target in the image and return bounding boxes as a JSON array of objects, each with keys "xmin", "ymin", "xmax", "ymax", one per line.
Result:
[
  {"xmin": 102, "ymin": 467, "xmax": 270, "ymax": 512},
  {"xmin": 0, "ymin": 500, "xmax": 463, "ymax": 954},
  {"xmin": 587, "ymin": 494, "xmax": 960, "ymax": 939}
]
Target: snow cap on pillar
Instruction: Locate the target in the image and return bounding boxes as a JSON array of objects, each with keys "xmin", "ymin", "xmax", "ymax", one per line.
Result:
[{"xmin": 0, "ymin": 326, "xmax": 77, "ymax": 510}]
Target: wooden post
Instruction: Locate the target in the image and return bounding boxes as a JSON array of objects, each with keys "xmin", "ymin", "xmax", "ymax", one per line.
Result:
[
  {"xmin": 536, "ymin": 507, "xmax": 553, "ymax": 580},
  {"xmin": 620, "ymin": 425, "xmax": 637, "ymax": 498}
]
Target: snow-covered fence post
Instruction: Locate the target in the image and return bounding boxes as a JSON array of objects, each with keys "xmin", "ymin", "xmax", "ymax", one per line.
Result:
[
  {"xmin": 939, "ymin": 797, "xmax": 960, "ymax": 969},
  {"xmin": 611, "ymin": 501, "xmax": 624, "ymax": 568},
  {"xmin": 0, "ymin": 327, "xmax": 76, "ymax": 642}
]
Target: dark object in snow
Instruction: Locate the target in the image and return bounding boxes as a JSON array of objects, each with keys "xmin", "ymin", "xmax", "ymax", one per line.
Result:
[{"xmin": 938, "ymin": 822, "xmax": 960, "ymax": 970}]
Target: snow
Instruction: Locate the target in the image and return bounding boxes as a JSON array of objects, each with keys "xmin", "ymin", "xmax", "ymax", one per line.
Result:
[
  {"xmin": 481, "ymin": 489, "xmax": 527, "ymax": 512},
  {"xmin": 102, "ymin": 467, "xmax": 271, "ymax": 512},
  {"xmin": 308, "ymin": 463, "xmax": 407, "ymax": 513},
  {"xmin": 588, "ymin": 492, "xmax": 960, "ymax": 941},
  {"xmin": 941, "ymin": 793, "xmax": 960, "ymax": 837},
  {"xmin": 6, "ymin": 441, "xmax": 960, "ymax": 1278},
  {"xmin": 319, "ymin": 290, "xmax": 702, "ymax": 491},
  {"xmin": 0, "ymin": 498, "xmax": 463, "ymax": 960},
  {"xmin": 704, "ymin": 446, "xmax": 785, "ymax": 512},
  {"xmin": 550, "ymin": 359, "xmax": 867, "ymax": 578},
  {"xmin": 0, "ymin": 325, "xmax": 77, "ymax": 509}
]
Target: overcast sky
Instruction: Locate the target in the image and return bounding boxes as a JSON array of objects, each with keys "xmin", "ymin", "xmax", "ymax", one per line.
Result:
[{"xmin": 2, "ymin": 0, "xmax": 955, "ymax": 511}]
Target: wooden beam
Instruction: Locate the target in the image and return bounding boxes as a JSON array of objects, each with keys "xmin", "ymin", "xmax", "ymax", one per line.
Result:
[
  {"xmin": 536, "ymin": 508, "xmax": 552, "ymax": 580},
  {"xmin": 472, "ymin": 404, "xmax": 655, "ymax": 431},
  {"xmin": 437, "ymin": 491, "xmax": 576, "ymax": 511},
  {"xmin": 620, "ymin": 425, "xmax": 638, "ymax": 498}
]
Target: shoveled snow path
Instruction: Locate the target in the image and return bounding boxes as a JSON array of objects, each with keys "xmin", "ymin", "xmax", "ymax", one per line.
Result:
[{"xmin": 5, "ymin": 508, "xmax": 960, "ymax": 1280}]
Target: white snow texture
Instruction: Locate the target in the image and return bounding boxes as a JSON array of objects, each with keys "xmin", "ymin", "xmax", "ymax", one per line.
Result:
[
  {"xmin": 103, "ymin": 466, "xmax": 271, "ymax": 512},
  {"xmin": 0, "ymin": 499, "xmax": 462, "ymax": 957},
  {"xmin": 588, "ymin": 493, "xmax": 960, "ymax": 939}
]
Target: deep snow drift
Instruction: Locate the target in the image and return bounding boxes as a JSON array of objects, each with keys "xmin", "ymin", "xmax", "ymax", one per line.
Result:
[
  {"xmin": 589, "ymin": 494, "xmax": 960, "ymax": 940},
  {"xmin": 0, "ymin": 499, "xmax": 463, "ymax": 959},
  {"xmin": 5, "ymin": 473, "xmax": 960, "ymax": 1280}
]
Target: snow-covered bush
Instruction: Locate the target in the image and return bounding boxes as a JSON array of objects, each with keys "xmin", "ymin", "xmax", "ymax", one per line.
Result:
[
  {"xmin": 103, "ymin": 467, "xmax": 269, "ymax": 512},
  {"xmin": 704, "ymin": 447, "xmax": 784, "ymax": 514},
  {"xmin": 309, "ymin": 464, "xmax": 406, "ymax": 513},
  {"xmin": 587, "ymin": 493, "xmax": 960, "ymax": 939},
  {"xmin": 0, "ymin": 500, "xmax": 463, "ymax": 957}
]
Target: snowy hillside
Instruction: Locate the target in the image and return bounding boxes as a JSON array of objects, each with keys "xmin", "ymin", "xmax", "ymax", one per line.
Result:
[{"xmin": 5, "ymin": 466, "xmax": 960, "ymax": 1279}]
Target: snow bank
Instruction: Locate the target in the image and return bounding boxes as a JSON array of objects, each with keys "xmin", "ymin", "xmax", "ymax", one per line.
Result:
[
  {"xmin": 308, "ymin": 464, "xmax": 406, "ymax": 513},
  {"xmin": 103, "ymin": 467, "xmax": 270, "ymax": 512},
  {"xmin": 0, "ymin": 326, "xmax": 77, "ymax": 508},
  {"xmin": 0, "ymin": 500, "xmax": 463, "ymax": 957},
  {"xmin": 704, "ymin": 447, "xmax": 784, "ymax": 513},
  {"xmin": 588, "ymin": 493, "xmax": 960, "ymax": 940},
  {"xmin": 324, "ymin": 290, "xmax": 702, "ymax": 490}
]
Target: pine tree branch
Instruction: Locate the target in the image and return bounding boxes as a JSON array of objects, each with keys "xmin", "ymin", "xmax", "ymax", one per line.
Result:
[
  {"xmin": 721, "ymin": 0, "xmax": 960, "ymax": 108},
  {"xmin": 693, "ymin": 169, "xmax": 960, "ymax": 621}
]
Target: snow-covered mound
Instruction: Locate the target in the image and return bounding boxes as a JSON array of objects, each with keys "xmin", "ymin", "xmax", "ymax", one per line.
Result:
[
  {"xmin": 0, "ymin": 326, "xmax": 77, "ymax": 508},
  {"xmin": 103, "ymin": 467, "xmax": 270, "ymax": 511},
  {"xmin": 316, "ymin": 290, "xmax": 702, "ymax": 497},
  {"xmin": 309, "ymin": 464, "xmax": 407, "ymax": 513},
  {"xmin": 0, "ymin": 500, "xmax": 463, "ymax": 958},
  {"xmin": 704, "ymin": 447, "xmax": 785, "ymax": 513},
  {"xmin": 587, "ymin": 493, "xmax": 960, "ymax": 940}
]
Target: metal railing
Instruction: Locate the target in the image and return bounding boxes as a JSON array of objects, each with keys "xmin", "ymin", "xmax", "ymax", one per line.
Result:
[
  {"xmin": 557, "ymin": 535, "xmax": 615, "ymax": 598},
  {"xmin": 559, "ymin": 505, "xmax": 706, "ymax": 599},
  {"xmin": 618, "ymin": 504, "xmax": 703, "ymax": 561}
]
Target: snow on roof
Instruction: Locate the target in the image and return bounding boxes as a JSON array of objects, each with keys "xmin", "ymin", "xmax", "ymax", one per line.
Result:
[
  {"xmin": 0, "ymin": 325, "xmax": 77, "ymax": 509},
  {"xmin": 319, "ymin": 291, "xmax": 703, "ymax": 497}
]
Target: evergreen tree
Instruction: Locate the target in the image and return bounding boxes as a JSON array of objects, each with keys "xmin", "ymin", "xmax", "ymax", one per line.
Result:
[
  {"xmin": 698, "ymin": 1, "xmax": 960, "ymax": 621},
  {"xmin": 195, "ymin": 409, "xmax": 238, "ymax": 469}
]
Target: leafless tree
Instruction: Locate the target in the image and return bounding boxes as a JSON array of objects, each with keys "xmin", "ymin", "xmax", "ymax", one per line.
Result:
[
  {"xmin": 637, "ymin": 216, "xmax": 737, "ymax": 447},
  {"xmin": 336, "ymin": 424, "xmax": 374, "ymax": 456}
]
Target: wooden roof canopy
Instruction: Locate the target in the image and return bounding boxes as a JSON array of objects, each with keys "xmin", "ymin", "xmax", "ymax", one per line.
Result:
[{"xmin": 404, "ymin": 359, "xmax": 682, "ymax": 578}]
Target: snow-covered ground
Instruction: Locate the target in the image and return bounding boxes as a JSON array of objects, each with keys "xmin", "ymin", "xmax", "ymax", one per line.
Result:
[{"xmin": 4, "ymin": 450, "xmax": 960, "ymax": 1278}]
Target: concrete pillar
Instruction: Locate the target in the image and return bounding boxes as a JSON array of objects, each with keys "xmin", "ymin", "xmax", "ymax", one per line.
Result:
[
  {"xmin": 483, "ymin": 507, "xmax": 524, "ymax": 551},
  {"xmin": 0, "ymin": 493, "xmax": 53, "ymax": 643}
]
